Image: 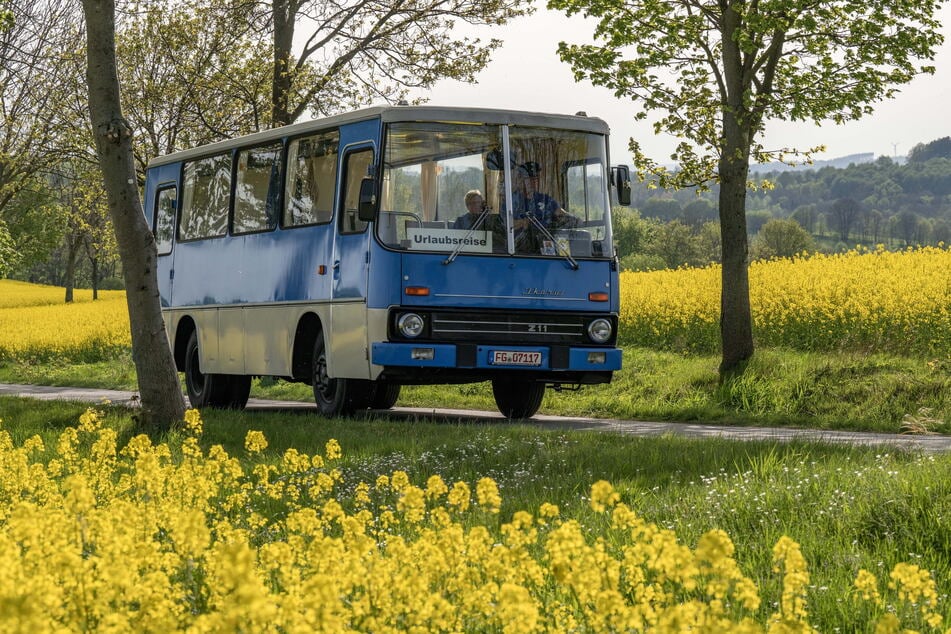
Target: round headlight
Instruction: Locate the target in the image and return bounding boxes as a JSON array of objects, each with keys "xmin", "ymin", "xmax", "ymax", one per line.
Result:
[
  {"xmin": 397, "ymin": 313, "xmax": 425, "ymax": 338},
  {"xmin": 587, "ymin": 318, "xmax": 612, "ymax": 343}
]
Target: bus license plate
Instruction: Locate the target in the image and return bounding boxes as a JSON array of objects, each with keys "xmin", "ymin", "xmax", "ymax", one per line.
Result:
[{"xmin": 490, "ymin": 350, "xmax": 542, "ymax": 366}]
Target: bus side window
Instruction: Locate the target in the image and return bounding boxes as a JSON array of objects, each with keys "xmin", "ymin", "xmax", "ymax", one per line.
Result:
[
  {"xmin": 154, "ymin": 186, "xmax": 176, "ymax": 255},
  {"xmin": 180, "ymin": 153, "xmax": 231, "ymax": 241},
  {"xmin": 341, "ymin": 149, "xmax": 373, "ymax": 234},
  {"xmin": 284, "ymin": 131, "xmax": 339, "ymax": 227},
  {"xmin": 233, "ymin": 142, "xmax": 282, "ymax": 235}
]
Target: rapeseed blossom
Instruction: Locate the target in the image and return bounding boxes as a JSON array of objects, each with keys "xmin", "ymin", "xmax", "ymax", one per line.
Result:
[
  {"xmin": 0, "ymin": 290, "xmax": 130, "ymax": 362},
  {"xmin": 0, "ymin": 410, "xmax": 948, "ymax": 632},
  {"xmin": 619, "ymin": 246, "xmax": 951, "ymax": 355},
  {"xmin": 244, "ymin": 429, "xmax": 268, "ymax": 454}
]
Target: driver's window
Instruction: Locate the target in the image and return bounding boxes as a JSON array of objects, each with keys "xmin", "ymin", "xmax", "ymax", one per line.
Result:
[{"xmin": 341, "ymin": 149, "xmax": 373, "ymax": 234}]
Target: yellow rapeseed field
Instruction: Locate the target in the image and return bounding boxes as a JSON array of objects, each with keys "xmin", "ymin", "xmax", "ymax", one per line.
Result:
[
  {"xmin": 0, "ymin": 279, "xmax": 125, "ymax": 309},
  {"xmin": 0, "ymin": 409, "xmax": 943, "ymax": 632},
  {"xmin": 2, "ymin": 245, "xmax": 948, "ymax": 363},
  {"xmin": 619, "ymin": 246, "xmax": 951, "ymax": 355},
  {"xmin": 0, "ymin": 280, "xmax": 129, "ymax": 363}
]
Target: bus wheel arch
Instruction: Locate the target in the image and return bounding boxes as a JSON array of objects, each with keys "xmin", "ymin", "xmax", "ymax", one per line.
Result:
[
  {"xmin": 311, "ymin": 330, "xmax": 373, "ymax": 417},
  {"xmin": 183, "ymin": 329, "xmax": 251, "ymax": 410},
  {"xmin": 173, "ymin": 317, "xmax": 197, "ymax": 371},
  {"xmin": 291, "ymin": 312, "xmax": 321, "ymax": 382}
]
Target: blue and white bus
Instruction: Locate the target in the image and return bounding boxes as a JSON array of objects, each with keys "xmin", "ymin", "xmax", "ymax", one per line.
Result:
[{"xmin": 144, "ymin": 105, "xmax": 630, "ymax": 418}]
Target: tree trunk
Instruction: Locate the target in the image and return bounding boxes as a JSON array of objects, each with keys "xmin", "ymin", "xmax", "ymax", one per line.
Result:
[
  {"xmin": 82, "ymin": 0, "xmax": 186, "ymax": 432},
  {"xmin": 63, "ymin": 235, "xmax": 79, "ymax": 303},
  {"xmin": 270, "ymin": 0, "xmax": 295, "ymax": 127},
  {"xmin": 717, "ymin": 124, "xmax": 755, "ymax": 375},
  {"xmin": 89, "ymin": 251, "xmax": 100, "ymax": 300}
]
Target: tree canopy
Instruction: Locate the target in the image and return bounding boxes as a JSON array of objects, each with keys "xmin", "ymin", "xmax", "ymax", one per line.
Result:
[
  {"xmin": 265, "ymin": 0, "xmax": 530, "ymax": 126},
  {"xmin": 552, "ymin": 0, "xmax": 944, "ymax": 187},
  {"xmin": 550, "ymin": 0, "xmax": 945, "ymax": 372}
]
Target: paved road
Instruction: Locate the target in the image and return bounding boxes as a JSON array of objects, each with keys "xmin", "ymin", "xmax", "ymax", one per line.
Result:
[{"xmin": 2, "ymin": 382, "xmax": 950, "ymax": 453}]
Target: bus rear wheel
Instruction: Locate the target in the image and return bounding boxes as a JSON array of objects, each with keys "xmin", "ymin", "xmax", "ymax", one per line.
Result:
[
  {"xmin": 184, "ymin": 331, "xmax": 251, "ymax": 409},
  {"xmin": 492, "ymin": 378, "xmax": 545, "ymax": 419},
  {"xmin": 311, "ymin": 332, "xmax": 373, "ymax": 416}
]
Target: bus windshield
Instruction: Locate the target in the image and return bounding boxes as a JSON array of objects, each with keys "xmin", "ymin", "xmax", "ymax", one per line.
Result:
[{"xmin": 377, "ymin": 122, "xmax": 613, "ymax": 259}]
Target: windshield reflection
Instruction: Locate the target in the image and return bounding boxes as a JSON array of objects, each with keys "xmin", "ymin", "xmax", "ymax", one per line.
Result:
[{"xmin": 377, "ymin": 122, "xmax": 613, "ymax": 259}]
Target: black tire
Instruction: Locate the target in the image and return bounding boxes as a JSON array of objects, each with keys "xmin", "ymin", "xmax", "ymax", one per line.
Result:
[
  {"xmin": 492, "ymin": 378, "xmax": 545, "ymax": 419},
  {"xmin": 370, "ymin": 382, "xmax": 401, "ymax": 410},
  {"xmin": 311, "ymin": 331, "xmax": 373, "ymax": 416},
  {"xmin": 184, "ymin": 331, "xmax": 251, "ymax": 409},
  {"xmin": 223, "ymin": 375, "xmax": 252, "ymax": 410}
]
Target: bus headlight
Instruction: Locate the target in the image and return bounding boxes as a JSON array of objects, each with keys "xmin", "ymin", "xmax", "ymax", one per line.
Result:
[
  {"xmin": 397, "ymin": 313, "xmax": 425, "ymax": 338},
  {"xmin": 587, "ymin": 318, "xmax": 612, "ymax": 343}
]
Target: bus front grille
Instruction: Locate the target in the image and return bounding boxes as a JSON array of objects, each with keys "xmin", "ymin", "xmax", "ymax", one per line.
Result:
[{"xmin": 429, "ymin": 311, "xmax": 592, "ymax": 344}]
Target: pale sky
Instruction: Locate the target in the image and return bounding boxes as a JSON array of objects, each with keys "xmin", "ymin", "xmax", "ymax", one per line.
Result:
[{"xmin": 409, "ymin": 3, "xmax": 951, "ymax": 166}]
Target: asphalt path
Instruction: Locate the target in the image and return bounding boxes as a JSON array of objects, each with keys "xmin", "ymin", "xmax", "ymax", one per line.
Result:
[{"xmin": 2, "ymin": 382, "xmax": 950, "ymax": 453}]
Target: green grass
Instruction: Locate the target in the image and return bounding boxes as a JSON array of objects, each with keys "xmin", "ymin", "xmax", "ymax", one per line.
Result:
[
  {"xmin": 2, "ymin": 346, "xmax": 948, "ymax": 434},
  {"xmin": 1, "ymin": 395, "xmax": 949, "ymax": 630}
]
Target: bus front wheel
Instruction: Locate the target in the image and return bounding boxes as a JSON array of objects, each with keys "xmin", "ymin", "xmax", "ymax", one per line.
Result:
[
  {"xmin": 311, "ymin": 332, "xmax": 373, "ymax": 416},
  {"xmin": 371, "ymin": 382, "xmax": 401, "ymax": 410},
  {"xmin": 492, "ymin": 379, "xmax": 545, "ymax": 419},
  {"xmin": 184, "ymin": 331, "xmax": 251, "ymax": 409}
]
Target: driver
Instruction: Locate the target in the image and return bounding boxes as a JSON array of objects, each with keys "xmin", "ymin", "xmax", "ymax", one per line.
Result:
[{"xmin": 512, "ymin": 162, "xmax": 579, "ymax": 231}]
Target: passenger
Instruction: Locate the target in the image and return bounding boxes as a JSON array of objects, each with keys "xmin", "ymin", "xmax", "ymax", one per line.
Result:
[{"xmin": 452, "ymin": 190, "xmax": 487, "ymax": 230}]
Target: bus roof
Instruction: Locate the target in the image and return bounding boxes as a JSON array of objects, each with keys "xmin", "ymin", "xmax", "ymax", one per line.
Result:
[{"xmin": 146, "ymin": 105, "xmax": 611, "ymax": 168}]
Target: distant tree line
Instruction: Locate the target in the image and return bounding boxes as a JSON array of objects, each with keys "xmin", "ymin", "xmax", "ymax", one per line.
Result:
[{"xmin": 614, "ymin": 136, "xmax": 951, "ymax": 271}]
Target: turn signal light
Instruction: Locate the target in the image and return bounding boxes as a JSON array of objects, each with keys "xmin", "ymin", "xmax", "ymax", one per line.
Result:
[
  {"xmin": 405, "ymin": 286, "xmax": 431, "ymax": 296},
  {"xmin": 588, "ymin": 292, "xmax": 609, "ymax": 302}
]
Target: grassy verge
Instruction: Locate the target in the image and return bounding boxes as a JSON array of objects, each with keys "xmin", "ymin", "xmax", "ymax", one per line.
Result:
[
  {"xmin": 2, "ymin": 347, "xmax": 948, "ymax": 434},
  {"xmin": 1, "ymin": 396, "xmax": 949, "ymax": 629}
]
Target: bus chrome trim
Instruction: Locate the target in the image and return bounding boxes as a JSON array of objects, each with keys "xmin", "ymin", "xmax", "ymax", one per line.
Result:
[
  {"xmin": 162, "ymin": 297, "xmax": 360, "ymax": 312},
  {"xmin": 433, "ymin": 293, "xmax": 586, "ymax": 302}
]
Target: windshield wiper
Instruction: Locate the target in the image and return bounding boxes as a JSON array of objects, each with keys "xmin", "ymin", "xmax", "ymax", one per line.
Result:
[
  {"xmin": 523, "ymin": 213, "xmax": 578, "ymax": 270},
  {"xmin": 443, "ymin": 207, "xmax": 491, "ymax": 265}
]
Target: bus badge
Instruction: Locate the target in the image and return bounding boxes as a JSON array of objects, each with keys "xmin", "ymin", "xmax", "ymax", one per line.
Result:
[{"xmin": 522, "ymin": 287, "xmax": 564, "ymax": 297}]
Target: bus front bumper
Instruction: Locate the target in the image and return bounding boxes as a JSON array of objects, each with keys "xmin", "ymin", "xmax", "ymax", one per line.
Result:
[{"xmin": 371, "ymin": 342, "xmax": 621, "ymax": 372}]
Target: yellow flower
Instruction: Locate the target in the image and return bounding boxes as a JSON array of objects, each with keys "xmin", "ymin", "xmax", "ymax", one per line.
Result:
[
  {"xmin": 590, "ymin": 480, "xmax": 620, "ymax": 513},
  {"xmin": 324, "ymin": 438, "xmax": 342, "ymax": 461},
  {"xmin": 183, "ymin": 408, "xmax": 203, "ymax": 437},
  {"xmin": 539, "ymin": 502, "xmax": 560, "ymax": 520},
  {"xmin": 476, "ymin": 477, "xmax": 502, "ymax": 514},
  {"xmin": 425, "ymin": 475, "xmax": 449, "ymax": 499},
  {"xmin": 496, "ymin": 583, "xmax": 540, "ymax": 634},
  {"xmin": 853, "ymin": 569, "xmax": 881, "ymax": 603},
  {"xmin": 447, "ymin": 481, "xmax": 471, "ymax": 512},
  {"xmin": 390, "ymin": 470, "xmax": 410, "ymax": 492},
  {"xmin": 354, "ymin": 482, "xmax": 371, "ymax": 506},
  {"xmin": 397, "ymin": 485, "xmax": 426, "ymax": 523},
  {"xmin": 78, "ymin": 407, "xmax": 102, "ymax": 432},
  {"xmin": 244, "ymin": 430, "xmax": 268, "ymax": 454}
]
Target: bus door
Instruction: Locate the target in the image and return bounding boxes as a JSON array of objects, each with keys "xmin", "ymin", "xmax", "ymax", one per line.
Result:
[
  {"xmin": 147, "ymin": 164, "xmax": 181, "ymax": 309},
  {"xmin": 329, "ymin": 141, "xmax": 376, "ymax": 378}
]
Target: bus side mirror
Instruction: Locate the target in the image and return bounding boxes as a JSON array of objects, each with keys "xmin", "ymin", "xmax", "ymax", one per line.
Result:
[
  {"xmin": 611, "ymin": 165, "xmax": 632, "ymax": 206},
  {"xmin": 357, "ymin": 177, "xmax": 377, "ymax": 222}
]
